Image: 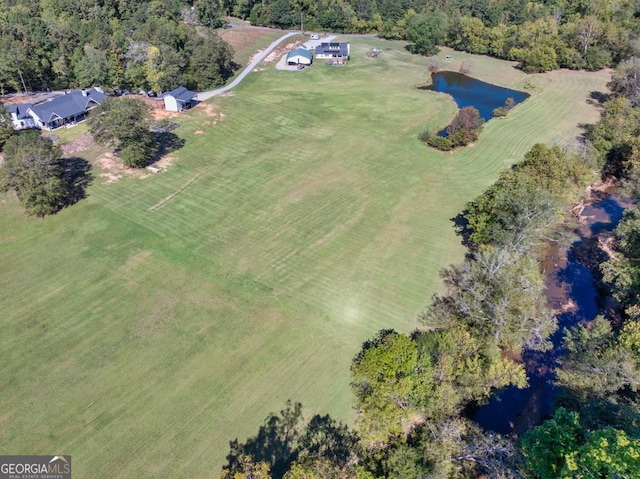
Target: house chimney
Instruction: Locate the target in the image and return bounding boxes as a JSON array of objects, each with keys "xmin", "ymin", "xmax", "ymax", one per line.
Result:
[{"xmin": 82, "ymin": 89, "xmax": 88, "ymax": 97}]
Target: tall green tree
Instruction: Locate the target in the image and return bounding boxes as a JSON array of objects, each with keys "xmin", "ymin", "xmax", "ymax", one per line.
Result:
[
  {"xmin": 405, "ymin": 12, "xmax": 448, "ymax": 55},
  {"xmin": 0, "ymin": 131, "xmax": 69, "ymax": 216},
  {"xmin": 463, "ymin": 144, "xmax": 588, "ymax": 250},
  {"xmin": 602, "ymin": 209, "xmax": 640, "ymax": 315},
  {"xmin": 556, "ymin": 315, "xmax": 640, "ymax": 397},
  {"xmin": 520, "ymin": 408, "xmax": 640, "ymax": 479},
  {"xmin": 424, "ymin": 248, "xmax": 557, "ymax": 352},
  {"xmin": 186, "ymin": 32, "xmax": 236, "ymax": 90},
  {"xmin": 196, "ymin": 0, "xmax": 226, "ymax": 27},
  {"xmin": 351, "ymin": 328, "xmax": 525, "ymax": 451},
  {"xmin": 88, "ymin": 97, "xmax": 157, "ymax": 167}
]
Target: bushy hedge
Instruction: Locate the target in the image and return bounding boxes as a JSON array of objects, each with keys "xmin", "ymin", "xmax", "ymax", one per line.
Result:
[{"xmin": 427, "ymin": 135, "xmax": 453, "ymax": 151}]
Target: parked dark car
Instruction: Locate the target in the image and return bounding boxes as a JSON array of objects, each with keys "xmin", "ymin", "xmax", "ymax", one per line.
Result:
[{"xmin": 147, "ymin": 91, "xmax": 157, "ymax": 97}]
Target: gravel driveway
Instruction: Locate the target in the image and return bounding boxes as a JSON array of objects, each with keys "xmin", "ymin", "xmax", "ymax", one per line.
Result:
[{"xmin": 275, "ymin": 35, "xmax": 337, "ymax": 71}]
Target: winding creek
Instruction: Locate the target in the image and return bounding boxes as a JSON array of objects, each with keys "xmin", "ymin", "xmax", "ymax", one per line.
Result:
[
  {"xmin": 426, "ymin": 72, "xmax": 632, "ymax": 435},
  {"xmin": 471, "ymin": 192, "xmax": 629, "ymax": 435}
]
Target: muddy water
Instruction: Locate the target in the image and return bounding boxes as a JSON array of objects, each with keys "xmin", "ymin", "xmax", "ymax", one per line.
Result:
[{"xmin": 470, "ymin": 194, "xmax": 627, "ymax": 436}]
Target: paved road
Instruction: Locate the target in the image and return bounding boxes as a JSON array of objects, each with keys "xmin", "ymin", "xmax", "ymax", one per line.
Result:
[{"xmin": 196, "ymin": 31, "xmax": 299, "ymax": 101}]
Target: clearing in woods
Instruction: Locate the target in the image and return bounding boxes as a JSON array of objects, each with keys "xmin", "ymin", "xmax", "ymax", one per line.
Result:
[{"xmin": 0, "ymin": 38, "xmax": 609, "ymax": 478}]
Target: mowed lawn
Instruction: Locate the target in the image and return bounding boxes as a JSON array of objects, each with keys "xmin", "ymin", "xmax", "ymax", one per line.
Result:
[{"xmin": 0, "ymin": 37, "xmax": 609, "ymax": 477}]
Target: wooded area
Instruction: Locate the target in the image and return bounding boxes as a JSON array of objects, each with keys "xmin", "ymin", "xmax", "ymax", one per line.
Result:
[
  {"xmin": 244, "ymin": 0, "xmax": 639, "ymax": 71},
  {"xmin": 0, "ymin": 0, "xmax": 638, "ymax": 93},
  {"xmin": 0, "ymin": 0, "xmax": 236, "ymax": 93}
]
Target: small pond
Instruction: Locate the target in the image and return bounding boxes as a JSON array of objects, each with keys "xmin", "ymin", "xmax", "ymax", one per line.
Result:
[{"xmin": 428, "ymin": 71, "xmax": 530, "ymax": 136}]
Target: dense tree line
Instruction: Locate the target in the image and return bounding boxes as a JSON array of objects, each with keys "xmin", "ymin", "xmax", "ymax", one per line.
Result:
[
  {"xmin": 239, "ymin": 0, "xmax": 639, "ymax": 72},
  {"xmin": 3, "ymin": 0, "xmax": 637, "ymax": 93},
  {"xmin": 0, "ymin": 0, "xmax": 236, "ymax": 93}
]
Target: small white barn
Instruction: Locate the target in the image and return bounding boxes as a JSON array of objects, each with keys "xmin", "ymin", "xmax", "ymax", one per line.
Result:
[
  {"xmin": 286, "ymin": 48, "xmax": 313, "ymax": 65},
  {"xmin": 163, "ymin": 86, "xmax": 197, "ymax": 112}
]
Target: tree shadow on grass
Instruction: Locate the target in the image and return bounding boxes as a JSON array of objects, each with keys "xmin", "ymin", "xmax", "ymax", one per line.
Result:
[
  {"xmin": 451, "ymin": 211, "xmax": 477, "ymax": 253},
  {"xmin": 221, "ymin": 401, "xmax": 358, "ymax": 479},
  {"xmin": 587, "ymin": 90, "xmax": 609, "ymax": 106},
  {"xmin": 61, "ymin": 156, "xmax": 92, "ymax": 207},
  {"xmin": 153, "ymin": 131, "xmax": 185, "ymax": 161}
]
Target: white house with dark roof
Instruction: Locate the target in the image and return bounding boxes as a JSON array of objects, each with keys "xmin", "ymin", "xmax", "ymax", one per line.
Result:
[
  {"xmin": 24, "ymin": 88, "xmax": 106, "ymax": 130},
  {"xmin": 162, "ymin": 86, "xmax": 197, "ymax": 112},
  {"xmin": 314, "ymin": 43, "xmax": 350, "ymax": 61},
  {"xmin": 7, "ymin": 103, "xmax": 36, "ymax": 129}
]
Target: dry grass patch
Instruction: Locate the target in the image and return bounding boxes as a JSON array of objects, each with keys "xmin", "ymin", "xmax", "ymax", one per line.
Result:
[
  {"xmin": 60, "ymin": 133, "xmax": 93, "ymax": 155},
  {"xmin": 97, "ymin": 152, "xmax": 152, "ymax": 183}
]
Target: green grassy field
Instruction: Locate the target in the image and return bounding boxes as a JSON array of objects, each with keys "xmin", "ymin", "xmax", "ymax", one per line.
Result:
[{"xmin": 0, "ymin": 37, "xmax": 609, "ymax": 477}]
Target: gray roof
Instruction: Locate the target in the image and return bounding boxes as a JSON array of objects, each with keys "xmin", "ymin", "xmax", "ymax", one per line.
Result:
[
  {"xmin": 8, "ymin": 103, "xmax": 33, "ymax": 119},
  {"xmin": 287, "ymin": 48, "xmax": 313, "ymax": 61},
  {"xmin": 315, "ymin": 42, "xmax": 349, "ymax": 57},
  {"xmin": 164, "ymin": 86, "xmax": 196, "ymax": 102},
  {"xmin": 29, "ymin": 89, "xmax": 106, "ymax": 124}
]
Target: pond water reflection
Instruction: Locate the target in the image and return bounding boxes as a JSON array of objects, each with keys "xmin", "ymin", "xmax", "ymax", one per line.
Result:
[{"xmin": 428, "ymin": 71, "xmax": 530, "ymax": 135}]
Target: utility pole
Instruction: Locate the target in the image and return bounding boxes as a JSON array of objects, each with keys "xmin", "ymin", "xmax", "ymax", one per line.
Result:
[{"xmin": 300, "ymin": 11, "xmax": 304, "ymax": 33}]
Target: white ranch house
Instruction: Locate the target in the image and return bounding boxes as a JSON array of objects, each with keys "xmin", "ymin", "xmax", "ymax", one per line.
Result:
[
  {"xmin": 8, "ymin": 88, "xmax": 106, "ymax": 130},
  {"xmin": 314, "ymin": 43, "xmax": 350, "ymax": 61}
]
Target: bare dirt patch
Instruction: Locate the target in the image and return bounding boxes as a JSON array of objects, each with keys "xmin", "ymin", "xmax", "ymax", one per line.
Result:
[
  {"xmin": 155, "ymin": 156, "xmax": 174, "ymax": 170},
  {"xmin": 97, "ymin": 152, "xmax": 151, "ymax": 183},
  {"xmin": 135, "ymin": 95, "xmax": 181, "ymax": 120},
  {"xmin": 261, "ymin": 40, "xmax": 303, "ymax": 65},
  {"xmin": 197, "ymin": 102, "xmax": 218, "ymax": 117},
  {"xmin": 195, "ymin": 102, "xmax": 226, "ymax": 126},
  {"xmin": 194, "ymin": 130, "xmax": 205, "ymax": 135},
  {"xmin": 61, "ymin": 133, "xmax": 93, "ymax": 155}
]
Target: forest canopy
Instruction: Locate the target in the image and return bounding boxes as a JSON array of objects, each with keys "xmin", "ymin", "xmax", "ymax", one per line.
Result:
[
  {"xmin": 1, "ymin": 0, "xmax": 638, "ymax": 93},
  {"xmin": 0, "ymin": 0, "xmax": 237, "ymax": 93},
  {"xmin": 246, "ymin": 0, "xmax": 639, "ymax": 71}
]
